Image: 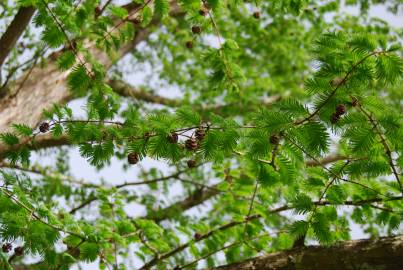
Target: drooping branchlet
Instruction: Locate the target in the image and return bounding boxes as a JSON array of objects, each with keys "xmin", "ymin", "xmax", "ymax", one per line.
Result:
[{"xmin": 194, "ymin": 232, "xmax": 202, "ymax": 240}]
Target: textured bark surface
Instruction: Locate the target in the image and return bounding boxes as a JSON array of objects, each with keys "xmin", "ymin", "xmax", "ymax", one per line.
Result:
[
  {"xmin": 0, "ymin": 32, "xmax": 146, "ymax": 133},
  {"xmin": 0, "ymin": 6, "xmax": 36, "ymax": 70},
  {"xmin": 208, "ymin": 236, "xmax": 403, "ymax": 270},
  {"xmin": 0, "ymin": 1, "xmax": 186, "ymax": 133}
]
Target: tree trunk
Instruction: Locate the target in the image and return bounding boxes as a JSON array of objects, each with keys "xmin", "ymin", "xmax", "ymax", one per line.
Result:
[
  {"xmin": 0, "ymin": 32, "xmax": 145, "ymax": 132},
  {"xmin": 0, "ymin": 2, "xmax": 183, "ymax": 133},
  {"xmin": 208, "ymin": 235, "xmax": 403, "ymax": 270}
]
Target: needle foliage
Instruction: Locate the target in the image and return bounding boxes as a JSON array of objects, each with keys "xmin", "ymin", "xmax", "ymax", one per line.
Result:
[{"xmin": 0, "ymin": 0, "xmax": 402, "ymax": 269}]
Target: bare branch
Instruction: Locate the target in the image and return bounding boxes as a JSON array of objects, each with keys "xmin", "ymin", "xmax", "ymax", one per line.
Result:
[
  {"xmin": 108, "ymin": 78, "xmax": 181, "ymax": 107},
  {"xmin": 144, "ymin": 183, "xmax": 221, "ymax": 222},
  {"xmin": 0, "ymin": 6, "xmax": 36, "ymax": 72},
  {"xmin": 305, "ymin": 154, "xmax": 347, "ymax": 166},
  {"xmin": 110, "ymin": 78, "xmax": 283, "ymax": 114}
]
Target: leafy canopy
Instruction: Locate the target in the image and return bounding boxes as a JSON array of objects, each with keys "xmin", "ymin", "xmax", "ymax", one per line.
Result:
[{"xmin": 0, "ymin": 0, "xmax": 402, "ymax": 269}]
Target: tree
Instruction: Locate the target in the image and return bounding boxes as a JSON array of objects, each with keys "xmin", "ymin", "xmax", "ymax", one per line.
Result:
[{"xmin": 0, "ymin": 0, "xmax": 402, "ymax": 269}]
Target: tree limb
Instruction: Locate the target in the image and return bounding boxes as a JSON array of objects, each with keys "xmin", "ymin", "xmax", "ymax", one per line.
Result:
[
  {"xmin": 108, "ymin": 78, "xmax": 181, "ymax": 107},
  {"xmin": 206, "ymin": 235, "xmax": 403, "ymax": 270},
  {"xmin": 140, "ymin": 196, "xmax": 403, "ymax": 269},
  {"xmin": 305, "ymin": 154, "xmax": 347, "ymax": 167},
  {"xmin": 0, "ymin": 2, "xmax": 183, "ymax": 133},
  {"xmin": 0, "ymin": 6, "xmax": 36, "ymax": 73},
  {"xmin": 144, "ymin": 183, "xmax": 221, "ymax": 222},
  {"xmin": 109, "ymin": 77, "xmax": 283, "ymax": 114},
  {"xmin": 0, "ymin": 133, "xmax": 69, "ymax": 160}
]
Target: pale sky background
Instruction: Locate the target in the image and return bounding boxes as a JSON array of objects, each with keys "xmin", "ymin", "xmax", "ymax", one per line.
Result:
[{"xmin": 1, "ymin": 1, "xmax": 402, "ymax": 269}]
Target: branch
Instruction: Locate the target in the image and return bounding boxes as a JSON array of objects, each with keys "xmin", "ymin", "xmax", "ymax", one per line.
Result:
[
  {"xmin": 108, "ymin": 78, "xmax": 181, "ymax": 107},
  {"xmin": 139, "ymin": 196, "xmax": 403, "ymax": 269},
  {"xmin": 0, "ymin": 2, "xmax": 183, "ymax": 133},
  {"xmin": 0, "ymin": 133, "xmax": 69, "ymax": 161},
  {"xmin": 0, "ymin": 186, "xmax": 85, "ymax": 239},
  {"xmin": 180, "ymin": 232, "xmax": 275, "ymax": 269},
  {"xmin": 68, "ymin": 168, "xmax": 196, "ymax": 214},
  {"xmin": 305, "ymin": 154, "xmax": 347, "ymax": 167},
  {"xmin": 206, "ymin": 235, "xmax": 403, "ymax": 270},
  {"xmin": 355, "ymin": 101, "xmax": 402, "ymax": 193},
  {"xmin": 110, "ymin": 77, "xmax": 283, "ymax": 114},
  {"xmin": 295, "ymin": 51, "xmax": 379, "ymax": 125},
  {"xmin": 144, "ymin": 183, "xmax": 221, "ymax": 222},
  {"xmin": 0, "ymin": 6, "xmax": 36, "ymax": 72}
]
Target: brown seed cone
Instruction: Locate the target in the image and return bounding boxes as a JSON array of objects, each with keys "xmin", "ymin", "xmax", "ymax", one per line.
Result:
[
  {"xmin": 2, "ymin": 243, "xmax": 12, "ymax": 253},
  {"xmin": 167, "ymin": 133, "xmax": 179, "ymax": 143},
  {"xmin": 187, "ymin": 159, "xmax": 197, "ymax": 168},
  {"xmin": 225, "ymin": 175, "xmax": 233, "ymax": 184},
  {"xmin": 269, "ymin": 134, "xmax": 280, "ymax": 145},
  {"xmin": 14, "ymin": 246, "xmax": 24, "ymax": 256},
  {"xmin": 186, "ymin": 40, "xmax": 194, "ymax": 49},
  {"xmin": 194, "ymin": 232, "xmax": 202, "ymax": 240},
  {"xmin": 253, "ymin": 11, "xmax": 261, "ymax": 19},
  {"xmin": 336, "ymin": 104, "xmax": 346, "ymax": 115},
  {"xmin": 330, "ymin": 113, "xmax": 340, "ymax": 124},
  {"xmin": 94, "ymin": 6, "xmax": 102, "ymax": 16},
  {"xmin": 195, "ymin": 129, "xmax": 206, "ymax": 141},
  {"xmin": 144, "ymin": 131, "xmax": 152, "ymax": 139},
  {"xmin": 199, "ymin": 9, "xmax": 207, "ymax": 16},
  {"xmin": 185, "ymin": 138, "xmax": 198, "ymax": 151},
  {"xmin": 127, "ymin": 152, "xmax": 139, "ymax": 165},
  {"xmin": 39, "ymin": 122, "xmax": 50, "ymax": 133},
  {"xmin": 130, "ymin": 17, "xmax": 141, "ymax": 25},
  {"xmin": 191, "ymin": 26, "xmax": 202, "ymax": 34}
]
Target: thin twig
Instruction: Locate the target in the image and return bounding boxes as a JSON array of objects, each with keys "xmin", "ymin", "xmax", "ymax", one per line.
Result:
[
  {"xmin": 354, "ymin": 101, "xmax": 402, "ymax": 193},
  {"xmin": 295, "ymin": 51, "xmax": 379, "ymax": 125}
]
